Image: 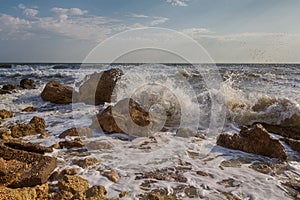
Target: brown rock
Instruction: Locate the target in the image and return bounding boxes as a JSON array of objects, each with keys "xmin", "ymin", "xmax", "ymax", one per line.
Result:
[
  {"xmin": 58, "ymin": 175, "xmax": 89, "ymax": 195},
  {"xmin": 59, "ymin": 127, "xmax": 92, "ymax": 138},
  {"xmin": 73, "ymin": 157, "xmax": 99, "ymax": 168},
  {"xmin": 3, "ymin": 141, "xmax": 53, "ymax": 154},
  {"xmin": 9, "ymin": 116, "xmax": 46, "ymax": 138},
  {"xmin": 91, "ymin": 98, "xmax": 151, "ymax": 136},
  {"xmin": 86, "ymin": 185, "xmax": 108, "ymax": 200},
  {"xmin": 78, "ymin": 68, "xmax": 123, "ymax": 105},
  {"xmin": 59, "ymin": 138, "xmax": 84, "ymax": 149},
  {"xmin": 20, "ymin": 78, "xmax": 35, "ymax": 89},
  {"xmin": 102, "ymin": 170, "xmax": 119, "ymax": 183},
  {"xmin": 0, "ymin": 109, "xmax": 13, "ymax": 119},
  {"xmin": 0, "ymin": 140, "xmax": 57, "ymax": 188},
  {"xmin": 281, "ymin": 137, "xmax": 300, "ymax": 153},
  {"xmin": 0, "ymin": 89, "xmax": 11, "ymax": 95},
  {"xmin": 41, "ymin": 81, "xmax": 73, "ymax": 104},
  {"xmin": 0, "ymin": 184, "xmax": 49, "ymax": 200},
  {"xmin": 22, "ymin": 106, "xmax": 36, "ymax": 112},
  {"xmin": 217, "ymin": 124, "xmax": 288, "ymax": 160},
  {"xmin": 2, "ymin": 84, "xmax": 15, "ymax": 91},
  {"xmin": 257, "ymin": 123, "xmax": 300, "ymax": 140},
  {"xmin": 29, "ymin": 116, "xmax": 46, "ymax": 133}
]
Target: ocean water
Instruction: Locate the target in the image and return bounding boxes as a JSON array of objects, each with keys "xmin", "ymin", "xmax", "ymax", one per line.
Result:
[{"xmin": 0, "ymin": 63, "xmax": 299, "ymax": 199}]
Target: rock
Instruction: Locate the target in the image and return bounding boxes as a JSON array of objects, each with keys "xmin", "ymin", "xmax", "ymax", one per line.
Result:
[
  {"xmin": 20, "ymin": 78, "xmax": 35, "ymax": 89},
  {"xmin": 102, "ymin": 170, "xmax": 119, "ymax": 183},
  {"xmin": 41, "ymin": 81, "xmax": 73, "ymax": 104},
  {"xmin": 49, "ymin": 168, "xmax": 78, "ymax": 182},
  {"xmin": 29, "ymin": 116, "xmax": 46, "ymax": 133},
  {"xmin": 281, "ymin": 137, "xmax": 300, "ymax": 153},
  {"xmin": 256, "ymin": 123, "xmax": 300, "ymax": 140},
  {"xmin": 86, "ymin": 185, "xmax": 108, "ymax": 200},
  {"xmin": 59, "ymin": 138, "xmax": 84, "ymax": 149},
  {"xmin": 0, "ymin": 109, "xmax": 13, "ymax": 119},
  {"xmin": 0, "ymin": 140, "xmax": 57, "ymax": 188},
  {"xmin": 22, "ymin": 107, "xmax": 36, "ymax": 112},
  {"xmin": 91, "ymin": 98, "xmax": 151, "ymax": 136},
  {"xmin": 9, "ymin": 116, "xmax": 46, "ymax": 138},
  {"xmin": 58, "ymin": 175, "xmax": 89, "ymax": 196},
  {"xmin": 2, "ymin": 84, "xmax": 15, "ymax": 91},
  {"xmin": 217, "ymin": 124, "xmax": 288, "ymax": 160},
  {"xmin": 78, "ymin": 68, "xmax": 124, "ymax": 105},
  {"xmin": 0, "ymin": 158, "xmax": 27, "ymax": 187},
  {"xmin": 0, "ymin": 184, "xmax": 49, "ymax": 200},
  {"xmin": 282, "ymin": 178, "xmax": 300, "ymax": 199},
  {"xmin": 59, "ymin": 127, "xmax": 92, "ymax": 138},
  {"xmin": 3, "ymin": 141, "xmax": 53, "ymax": 154},
  {"xmin": 0, "ymin": 89, "xmax": 11, "ymax": 95},
  {"xmin": 73, "ymin": 157, "xmax": 99, "ymax": 168}
]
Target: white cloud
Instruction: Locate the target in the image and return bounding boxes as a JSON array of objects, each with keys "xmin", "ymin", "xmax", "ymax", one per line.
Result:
[
  {"xmin": 128, "ymin": 13, "xmax": 149, "ymax": 18},
  {"xmin": 18, "ymin": 4, "xmax": 39, "ymax": 17},
  {"xmin": 150, "ymin": 17, "xmax": 169, "ymax": 25},
  {"xmin": 182, "ymin": 28, "xmax": 212, "ymax": 37},
  {"xmin": 50, "ymin": 7, "xmax": 88, "ymax": 16},
  {"xmin": 165, "ymin": 0, "xmax": 188, "ymax": 7}
]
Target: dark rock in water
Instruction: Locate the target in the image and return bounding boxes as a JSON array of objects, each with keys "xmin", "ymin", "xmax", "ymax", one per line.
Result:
[
  {"xmin": 281, "ymin": 137, "xmax": 300, "ymax": 153},
  {"xmin": 0, "ymin": 109, "xmax": 13, "ymax": 119},
  {"xmin": 73, "ymin": 157, "xmax": 99, "ymax": 168},
  {"xmin": 78, "ymin": 68, "xmax": 123, "ymax": 105},
  {"xmin": 85, "ymin": 185, "xmax": 107, "ymax": 199},
  {"xmin": 22, "ymin": 106, "xmax": 36, "ymax": 112},
  {"xmin": 0, "ymin": 64, "xmax": 11, "ymax": 68},
  {"xmin": 101, "ymin": 170, "xmax": 119, "ymax": 183},
  {"xmin": 256, "ymin": 123, "xmax": 300, "ymax": 140},
  {"xmin": 91, "ymin": 98, "xmax": 151, "ymax": 136},
  {"xmin": 20, "ymin": 78, "xmax": 35, "ymax": 89},
  {"xmin": 0, "ymin": 89, "xmax": 11, "ymax": 95},
  {"xmin": 59, "ymin": 138, "xmax": 84, "ymax": 149},
  {"xmin": 3, "ymin": 141, "xmax": 53, "ymax": 154},
  {"xmin": 2, "ymin": 84, "xmax": 15, "ymax": 91},
  {"xmin": 58, "ymin": 127, "xmax": 92, "ymax": 138},
  {"xmin": 41, "ymin": 81, "xmax": 73, "ymax": 104},
  {"xmin": 52, "ymin": 65, "xmax": 68, "ymax": 69},
  {"xmin": 58, "ymin": 175, "xmax": 89, "ymax": 197},
  {"xmin": 0, "ymin": 140, "xmax": 57, "ymax": 188},
  {"xmin": 29, "ymin": 116, "xmax": 46, "ymax": 133},
  {"xmin": 217, "ymin": 124, "xmax": 288, "ymax": 160}
]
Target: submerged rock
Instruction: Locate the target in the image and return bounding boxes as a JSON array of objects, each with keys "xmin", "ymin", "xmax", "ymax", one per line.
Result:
[
  {"xmin": 91, "ymin": 98, "xmax": 151, "ymax": 136},
  {"xmin": 59, "ymin": 138, "xmax": 84, "ymax": 149},
  {"xmin": 22, "ymin": 106, "xmax": 36, "ymax": 112},
  {"xmin": 58, "ymin": 127, "xmax": 92, "ymax": 138},
  {"xmin": 20, "ymin": 78, "xmax": 35, "ymax": 89},
  {"xmin": 217, "ymin": 124, "xmax": 288, "ymax": 160},
  {"xmin": 41, "ymin": 81, "xmax": 73, "ymax": 104},
  {"xmin": 78, "ymin": 68, "xmax": 123, "ymax": 105},
  {"xmin": 73, "ymin": 157, "xmax": 99, "ymax": 169}
]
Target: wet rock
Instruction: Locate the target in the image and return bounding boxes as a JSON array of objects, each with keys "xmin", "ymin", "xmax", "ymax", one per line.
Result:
[
  {"xmin": 78, "ymin": 68, "xmax": 123, "ymax": 105},
  {"xmin": 257, "ymin": 123, "xmax": 300, "ymax": 140},
  {"xmin": 0, "ymin": 140, "xmax": 57, "ymax": 188},
  {"xmin": 0, "ymin": 184, "xmax": 49, "ymax": 200},
  {"xmin": 85, "ymin": 141, "xmax": 113, "ymax": 150},
  {"xmin": 2, "ymin": 84, "xmax": 15, "ymax": 91},
  {"xmin": 3, "ymin": 141, "xmax": 53, "ymax": 154},
  {"xmin": 249, "ymin": 161, "xmax": 287, "ymax": 175},
  {"xmin": 86, "ymin": 185, "xmax": 108, "ymax": 200},
  {"xmin": 119, "ymin": 191, "xmax": 128, "ymax": 198},
  {"xmin": 22, "ymin": 106, "xmax": 36, "ymax": 112},
  {"xmin": 102, "ymin": 170, "xmax": 119, "ymax": 183},
  {"xmin": 20, "ymin": 78, "xmax": 35, "ymax": 89},
  {"xmin": 0, "ymin": 158, "xmax": 26, "ymax": 187},
  {"xmin": 196, "ymin": 170, "xmax": 210, "ymax": 177},
  {"xmin": 220, "ymin": 158, "xmax": 250, "ymax": 168},
  {"xmin": 29, "ymin": 116, "xmax": 46, "ymax": 133},
  {"xmin": 9, "ymin": 116, "xmax": 46, "ymax": 138},
  {"xmin": 59, "ymin": 138, "xmax": 84, "ymax": 149},
  {"xmin": 0, "ymin": 89, "xmax": 11, "ymax": 95},
  {"xmin": 59, "ymin": 127, "xmax": 92, "ymax": 138},
  {"xmin": 41, "ymin": 81, "xmax": 73, "ymax": 104},
  {"xmin": 73, "ymin": 157, "xmax": 99, "ymax": 169},
  {"xmin": 91, "ymin": 98, "xmax": 151, "ymax": 136},
  {"xmin": 49, "ymin": 168, "xmax": 78, "ymax": 182},
  {"xmin": 281, "ymin": 137, "xmax": 300, "ymax": 153},
  {"xmin": 217, "ymin": 178, "xmax": 242, "ymax": 188},
  {"xmin": 0, "ymin": 109, "xmax": 13, "ymax": 119},
  {"xmin": 282, "ymin": 178, "xmax": 300, "ymax": 199},
  {"xmin": 58, "ymin": 175, "xmax": 89, "ymax": 197},
  {"xmin": 217, "ymin": 124, "xmax": 288, "ymax": 160}
]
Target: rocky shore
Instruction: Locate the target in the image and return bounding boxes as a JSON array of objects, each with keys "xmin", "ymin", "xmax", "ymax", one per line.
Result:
[{"xmin": 0, "ymin": 68, "xmax": 300, "ymax": 199}]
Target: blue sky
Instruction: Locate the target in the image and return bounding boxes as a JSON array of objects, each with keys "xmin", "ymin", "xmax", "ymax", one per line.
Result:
[{"xmin": 0, "ymin": 0, "xmax": 300, "ymax": 63}]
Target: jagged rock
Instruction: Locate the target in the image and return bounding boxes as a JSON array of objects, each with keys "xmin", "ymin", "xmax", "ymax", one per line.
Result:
[
  {"xmin": 2, "ymin": 84, "xmax": 15, "ymax": 91},
  {"xmin": 59, "ymin": 138, "xmax": 84, "ymax": 149},
  {"xmin": 41, "ymin": 81, "xmax": 73, "ymax": 104},
  {"xmin": 78, "ymin": 68, "xmax": 123, "ymax": 105},
  {"xmin": 59, "ymin": 127, "xmax": 92, "ymax": 138},
  {"xmin": 102, "ymin": 170, "xmax": 119, "ymax": 183},
  {"xmin": 29, "ymin": 116, "xmax": 46, "ymax": 133},
  {"xmin": 73, "ymin": 157, "xmax": 99, "ymax": 169},
  {"xmin": 49, "ymin": 168, "xmax": 78, "ymax": 182},
  {"xmin": 9, "ymin": 116, "xmax": 46, "ymax": 138},
  {"xmin": 0, "ymin": 140, "xmax": 57, "ymax": 188},
  {"xmin": 0, "ymin": 109, "xmax": 13, "ymax": 119},
  {"xmin": 217, "ymin": 124, "xmax": 288, "ymax": 160},
  {"xmin": 4, "ymin": 141, "xmax": 53, "ymax": 154},
  {"xmin": 22, "ymin": 107, "xmax": 36, "ymax": 112},
  {"xmin": 58, "ymin": 175, "xmax": 89, "ymax": 196},
  {"xmin": 20, "ymin": 78, "xmax": 35, "ymax": 89},
  {"xmin": 281, "ymin": 137, "xmax": 300, "ymax": 153},
  {"xmin": 257, "ymin": 123, "xmax": 300, "ymax": 140},
  {"xmin": 86, "ymin": 185, "xmax": 108, "ymax": 200},
  {"xmin": 0, "ymin": 89, "xmax": 11, "ymax": 95},
  {"xmin": 91, "ymin": 98, "xmax": 151, "ymax": 136},
  {"xmin": 0, "ymin": 184, "xmax": 49, "ymax": 200}
]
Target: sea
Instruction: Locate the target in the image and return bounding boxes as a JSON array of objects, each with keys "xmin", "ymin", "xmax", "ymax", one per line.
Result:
[{"xmin": 0, "ymin": 63, "xmax": 299, "ymax": 199}]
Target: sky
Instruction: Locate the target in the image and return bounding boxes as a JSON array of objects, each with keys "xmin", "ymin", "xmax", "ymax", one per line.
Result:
[{"xmin": 0, "ymin": 0, "xmax": 300, "ymax": 63}]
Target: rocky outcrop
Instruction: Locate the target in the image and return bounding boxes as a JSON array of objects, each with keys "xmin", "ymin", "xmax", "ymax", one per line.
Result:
[
  {"xmin": 58, "ymin": 138, "xmax": 84, "ymax": 149},
  {"xmin": 0, "ymin": 140, "xmax": 57, "ymax": 188},
  {"xmin": 73, "ymin": 157, "xmax": 99, "ymax": 169},
  {"xmin": 281, "ymin": 137, "xmax": 300, "ymax": 153},
  {"xmin": 0, "ymin": 109, "xmax": 13, "ymax": 119},
  {"xmin": 2, "ymin": 84, "xmax": 15, "ymax": 91},
  {"xmin": 58, "ymin": 127, "xmax": 92, "ymax": 138},
  {"xmin": 217, "ymin": 124, "xmax": 288, "ymax": 160},
  {"xmin": 91, "ymin": 98, "xmax": 151, "ymax": 136},
  {"xmin": 0, "ymin": 184, "xmax": 49, "ymax": 200},
  {"xmin": 20, "ymin": 78, "xmax": 35, "ymax": 89},
  {"xmin": 256, "ymin": 123, "xmax": 300, "ymax": 140},
  {"xmin": 22, "ymin": 107, "xmax": 36, "ymax": 112},
  {"xmin": 78, "ymin": 68, "xmax": 123, "ymax": 105},
  {"xmin": 41, "ymin": 81, "xmax": 73, "ymax": 104}
]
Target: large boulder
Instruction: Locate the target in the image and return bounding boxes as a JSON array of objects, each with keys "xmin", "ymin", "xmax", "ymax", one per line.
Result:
[
  {"xmin": 20, "ymin": 78, "xmax": 35, "ymax": 89},
  {"xmin": 257, "ymin": 123, "xmax": 300, "ymax": 140},
  {"xmin": 0, "ymin": 140, "xmax": 57, "ymax": 188},
  {"xmin": 78, "ymin": 68, "xmax": 123, "ymax": 105},
  {"xmin": 41, "ymin": 81, "xmax": 73, "ymax": 104},
  {"xmin": 91, "ymin": 98, "xmax": 151, "ymax": 136},
  {"xmin": 217, "ymin": 124, "xmax": 287, "ymax": 160}
]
